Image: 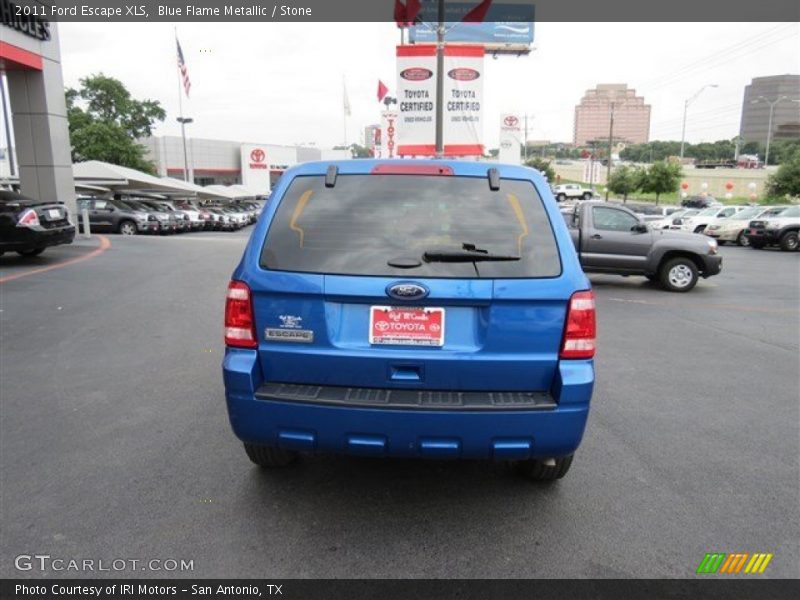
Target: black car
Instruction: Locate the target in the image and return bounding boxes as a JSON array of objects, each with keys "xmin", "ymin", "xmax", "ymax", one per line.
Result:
[
  {"xmin": 0, "ymin": 190, "xmax": 75, "ymax": 257},
  {"xmin": 681, "ymin": 195, "xmax": 721, "ymax": 209},
  {"xmin": 75, "ymin": 197, "xmax": 160, "ymax": 235}
]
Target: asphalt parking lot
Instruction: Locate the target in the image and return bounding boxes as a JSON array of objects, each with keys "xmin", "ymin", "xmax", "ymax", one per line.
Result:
[{"xmin": 1, "ymin": 232, "xmax": 798, "ymax": 578}]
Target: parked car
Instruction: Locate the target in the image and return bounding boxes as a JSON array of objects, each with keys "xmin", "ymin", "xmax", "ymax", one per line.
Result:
[
  {"xmin": 75, "ymin": 197, "xmax": 160, "ymax": 235},
  {"xmin": 681, "ymin": 195, "xmax": 722, "ymax": 209},
  {"xmin": 666, "ymin": 209, "xmax": 701, "ymax": 230},
  {"xmin": 0, "ymin": 190, "xmax": 75, "ymax": 257},
  {"xmin": 565, "ymin": 200, "xmax": 721, "ymax": 292},
  {"xmin": 223, "ymin": 160, "xmax": 596, "ymax": 481},
  {"xmin": 128, "ymin": 200, "xmax": 179, "ymax": 234},
  {"xmin": 678, "ymin": 205, "xmax": 748, "ymax": 234},
  {"xmin": 705, "ymin": 206, "xmax": 786, "ymax": 246},
  {"xmin": 552, "ymin": 183, "xmax": 594, "ymax": 202},
  {"xmin": 747, "ymin": 205, "xmax": 800, "ymax": 251},
  {"xmin": 206, "ymin": 207, "xmax": 237, "ymax": 230},
  {"xmin": 647, "ymin": 208, "xmax": 697, "ymax": 230}
]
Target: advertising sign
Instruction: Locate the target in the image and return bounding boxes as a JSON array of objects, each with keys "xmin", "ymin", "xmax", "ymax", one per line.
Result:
[
  {"xmin": 396, "ymin": 45, "xmax": 484, "ymax": 157},
  {"xmin": 241, "ymin": 144, "xmax": 271, "ymax": 194},
  {"xmin": 408, "ymin": 3, "xmax": 534, "ymax": 52},
  {"xmin": 380, "ymin": 110, "xmax": 399, "ymax": 158},
  {"xmin": 499, "ymin": 113, "xmax": 522, "ymax": 164}
]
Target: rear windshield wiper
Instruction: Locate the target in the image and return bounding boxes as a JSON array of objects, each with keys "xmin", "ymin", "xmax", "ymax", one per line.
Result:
[{"xmin": 423, "ymin": 243, "xmax": 520, "ymax": 263}]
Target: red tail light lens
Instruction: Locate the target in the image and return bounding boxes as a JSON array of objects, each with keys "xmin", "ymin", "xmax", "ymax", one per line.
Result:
[
  {"xmin": 560, "ymin": 290, "xmax": 596, "ymax": 359},
  {"xmin": 225, "ymin": 281, "xmax": 257, "ymax": 348},
  {"xmin": 17, "ymin": 209, "xmax": 40, "ymax": 228}
]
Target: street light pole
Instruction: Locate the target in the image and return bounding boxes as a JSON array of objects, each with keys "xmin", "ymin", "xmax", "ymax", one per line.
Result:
[
  {"xmin": 434, "ymin": 0, "xmax": 445, "ymax": 158},
  {"xmin": 751, "ymin": 95, "xmax": 798, "ymax": 166},
  {"xmin": 680, "ymin": 84, "xmax": 718, "ymax": 160},
  {"xmin": 605, "ymin": 101, "xmax": 615, "ymax": 201},
  {"xmin": 177, "ymin": 117, "xmax": 193, "ymax": 182}
]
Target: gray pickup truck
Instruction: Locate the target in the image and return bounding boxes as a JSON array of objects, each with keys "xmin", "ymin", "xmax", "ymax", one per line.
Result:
[{"xmin": 565, "ymin": 201, "xmax": 722, "ymax": 292}]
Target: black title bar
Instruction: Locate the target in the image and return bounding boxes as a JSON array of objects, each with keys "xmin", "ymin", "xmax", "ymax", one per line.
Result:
[{"xmin": 6, "ymin": 0, "xmax": 800, "ymax": 22}]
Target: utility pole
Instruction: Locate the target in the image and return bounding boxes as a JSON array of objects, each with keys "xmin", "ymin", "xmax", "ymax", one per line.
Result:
[
  {"xmin": 434, "ymin": 0, "xmax": 446, "ymax": 158},
  {"xmin": 605, "ymin": 101, "xmax": 615, "ymax": 200}
]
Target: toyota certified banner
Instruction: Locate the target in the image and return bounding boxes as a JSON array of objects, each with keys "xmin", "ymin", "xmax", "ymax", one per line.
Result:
[
  {"xmin": 499, "ymin": 113, "xmax": 522, "ymax": 164},
  {"xmin": 396, "ymin": 44, "xmax": 484, "ymax": 157}
]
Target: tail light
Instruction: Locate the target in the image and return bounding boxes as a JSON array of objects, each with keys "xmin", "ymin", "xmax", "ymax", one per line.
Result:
[
  {"xmin": 17, "ymin": 209, "xmax": 40, "ymax": 228},
  {"xmin": 560, "ymin": 290, "xmax": 596, "ymax": 359},
  {"xmin": 225, "ymin": 281, "xmax": 257, "ymax": 348}
]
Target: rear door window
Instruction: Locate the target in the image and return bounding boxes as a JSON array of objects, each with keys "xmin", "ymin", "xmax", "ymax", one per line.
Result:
[{"xmin": 260, "ymin": 174, "xmax": 561, "ymax": 279}]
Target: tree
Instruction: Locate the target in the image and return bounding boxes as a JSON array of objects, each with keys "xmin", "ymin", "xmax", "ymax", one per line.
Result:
[
  {"xmin": 607, "ymin": 165, "xmax": 641, "ymax": 202},
  {"xmin": 525, "ymin": 157, "xmax": 555, "ymax": 183},
  {"xmin": 766, "ymin": 149, "xmax": 800, "ymax": 198},
  {"xmin": 640, "ymin": 161, "xmax": 682, "ymax": 204},
  {"xmin": 66, "ymin": 74, "xmax": 165, "ymax": 172},
  {"xmin": 349, "ymin": 143, "xmax": 371, "ymax": 158}
]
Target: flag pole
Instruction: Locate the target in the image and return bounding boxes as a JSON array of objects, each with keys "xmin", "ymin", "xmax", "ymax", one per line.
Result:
[
  {"xmin": 175, "ymin": 27, "xmax": 190, "ymax": 182},
  {"xmin": 342, "ymin": 76, "xmax": 348, "ymax": 148}
]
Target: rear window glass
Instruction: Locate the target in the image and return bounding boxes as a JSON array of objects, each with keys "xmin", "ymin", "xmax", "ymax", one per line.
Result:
[{"xmin": 260, "ymin": 174, "xmax": 561, "ymax": 279}]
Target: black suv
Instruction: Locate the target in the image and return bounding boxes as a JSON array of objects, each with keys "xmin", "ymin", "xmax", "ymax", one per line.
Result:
[
  {"xmin": 76, "ymin": 197, "xmax": 159, "ymax": 235},
  {"xmin": 681, "ymin": 195, "xmax": 721, "ymax": 209}
]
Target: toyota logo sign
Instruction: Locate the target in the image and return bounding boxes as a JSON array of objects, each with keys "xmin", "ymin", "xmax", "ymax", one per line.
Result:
[
  {"xmin": 504, "ymin": 116, "xmax": 519, "ymax": 127},
  {"xmin": 250, "ymin": 148, "xmax": 265, "ymax": 163}
]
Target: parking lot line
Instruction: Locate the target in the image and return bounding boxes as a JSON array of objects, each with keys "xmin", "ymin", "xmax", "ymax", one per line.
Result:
[
  {"xmin": 607, "ymin": 296, "xmax": 798, "ymax": 315},
  {"xmin": 0, "ymin": 235, "xmax": 111, "ymax": 284}
]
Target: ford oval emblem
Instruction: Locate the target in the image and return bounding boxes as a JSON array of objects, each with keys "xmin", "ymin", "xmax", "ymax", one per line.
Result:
[{"xmin": 387, "ymin": 282, "xmax": 429, "ymax": 301}]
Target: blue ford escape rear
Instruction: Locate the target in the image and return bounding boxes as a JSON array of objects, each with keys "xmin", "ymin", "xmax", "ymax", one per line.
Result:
[{"xmin": 223, "ymin": 160, "xmax": 595, "ymax": 481}]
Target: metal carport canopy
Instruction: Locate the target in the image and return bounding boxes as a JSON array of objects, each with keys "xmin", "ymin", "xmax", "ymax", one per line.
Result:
[{"xmin": 72, "ymin": 161, "xmax": 231, "ymax": 201}]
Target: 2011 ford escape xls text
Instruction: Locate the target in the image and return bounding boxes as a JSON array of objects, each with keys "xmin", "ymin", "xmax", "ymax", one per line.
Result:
[{"xmin": 222, "ymin": 161, "xmax": 596, "ymax": 482}]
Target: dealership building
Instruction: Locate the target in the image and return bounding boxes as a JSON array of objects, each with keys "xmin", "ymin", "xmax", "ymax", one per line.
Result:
[
  {"xmin": 1, "ymin": 1, "xmax": 76, "ymax": 215},
  {"xmin": 140, "ymin": 136, "xmax": 350, "ymax": 193}
]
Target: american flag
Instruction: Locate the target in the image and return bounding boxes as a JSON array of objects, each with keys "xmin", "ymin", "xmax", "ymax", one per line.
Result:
[{"xmin": 176, "ymin": 38, "xmax": 191, "ymax": 97}]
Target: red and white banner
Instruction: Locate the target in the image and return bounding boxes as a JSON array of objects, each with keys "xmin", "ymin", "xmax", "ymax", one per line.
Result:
[
  {"xmin": 396, "ymin": 45, "xmax": 484, "ymax": 157},
  {"xmin": 378, "ymin": 111, "xmax": 399, "ymax": 159},
  {"xmin": 499, "ymin": 113, "xmax": 522, "ymax": 165}
]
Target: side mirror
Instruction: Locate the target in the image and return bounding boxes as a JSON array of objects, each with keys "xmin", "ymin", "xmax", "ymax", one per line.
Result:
[{"xmin": 632, "ymin": 223, "xmax": 648, "ymax": 233}]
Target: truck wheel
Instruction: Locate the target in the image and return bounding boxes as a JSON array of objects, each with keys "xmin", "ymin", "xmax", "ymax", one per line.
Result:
[
  {"xmin": 244, "ymin": 443, "xmax": 298, "ymax": 468},
  {"xmin": 517, "ymin": 455, "xmax": 574, "ymax": 482},
  {"xmin": 17, "ymin": 248, "xmax": 45, "ymax": 257},
  {"xmin": 118, "ymin": 220, "xmax": 137, "ymax": 235},
  {"xmin": 737, "ymin": 231, "xmax": 749, "ymax": 247},
  {"xmin": 557, "ymin": 193, "xmax": 566, "ymax": 202},
  {"xmin": 582, "ymin": 192, "xmax": 593, "ymax": 200},
  {"xmin": 779, "ymin": 231, "xmax": 798, "ymax": 252},
  {"xmin": 659, "ymin": 257, "xmax": 698, "ymax": 292}
]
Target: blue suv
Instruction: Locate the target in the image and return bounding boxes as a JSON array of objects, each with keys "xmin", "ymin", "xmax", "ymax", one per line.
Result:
[{"xmin": 223, "ymin": 160, "xmax": 595, "ymax": 481}]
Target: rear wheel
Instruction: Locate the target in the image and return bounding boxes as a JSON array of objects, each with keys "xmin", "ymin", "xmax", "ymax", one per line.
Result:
[
  {"xmin": 17, "ymin": 248, "xmax": 45, "ymax": 257},
  {"xmin": 557, "ymin": 193, "xmax": 566, "ymax": 202},
  {"xmin": 659, "ymin": 257, "xmax": 698, "ymax": 292},
  {"xmin": 244, "ymin": 443, "xmax": 298, "ymax": 468},
  {"xmin": 779, "ymin": 231, "xmax": 798, "ymax": 252},
  {"xmin": 517, "ymin": 455, "xmax": 574, "ymax": 482},
  {"xmin": 582, "ymin": 191, "xmax": 592, "ymax": 200},
  {"xmin": 737, "ymin": 231, "xmax": 749, "ymax": 247},
  {"xmin": 118, "ymin": 220, "xmax": 137, "ymax": 235}
]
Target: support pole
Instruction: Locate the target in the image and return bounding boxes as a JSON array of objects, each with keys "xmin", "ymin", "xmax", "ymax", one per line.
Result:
[{"xmin": 434, "ymin": 0, "xmax": 445, "ymax": 158}]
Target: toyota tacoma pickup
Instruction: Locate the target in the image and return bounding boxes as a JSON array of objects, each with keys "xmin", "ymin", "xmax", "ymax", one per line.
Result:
[
  {"xmin": 565, "ymin": 200, "xmax": 722, "ymax": 292},
  {"xmin": 746, "ymin": 205, "xmax": 800, "ymax": 251},
  {"xmin": 223, "ymin": 161, "xmax": 595, "ymax": 482}
]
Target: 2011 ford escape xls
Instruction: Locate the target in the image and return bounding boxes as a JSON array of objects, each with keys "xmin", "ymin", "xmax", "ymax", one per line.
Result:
[{"xmin": 223, "ymin": 160, "xmax": 595, "ymax": 481}]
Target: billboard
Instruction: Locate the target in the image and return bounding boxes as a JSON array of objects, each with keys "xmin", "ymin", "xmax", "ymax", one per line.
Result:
[
  {"xmin": 498, "ymin": 113, "xmax": 522, "ymax": 164},
  {"xmin": 240, "ymin": 144, "xmax": 271, "ymax": 195},
  {"xmin": 408, "ymin": 3, "xmax": 534, "ymax": 52},
  {"xmin": 396, "ymin": 45, "xmax": 484, "ymax": 157}
]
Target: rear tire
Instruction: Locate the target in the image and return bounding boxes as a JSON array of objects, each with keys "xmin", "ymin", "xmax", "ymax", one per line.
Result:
[
  {"xmin": 737, "ymin": 231, "xmax": 749, "ymax": 247},
  {"xmin": 557, "ymin": 193, "xmax": 566, "ymax": 202},
  {"xmin": 17, "ymin": 248, "xmax": 45, "ymax": 257},
  {"xmin": 517, "ymin": 455, "xmax": 574, "ymax": 482},
  {"xmin": 779, "ymin": 231, "xmax": 798, "ymax": 252},
  {"xmin": 244, "ymin": 443, "xmax": 298, "ymax": 468},
  {"xmin": 659, "ymin": 257, "xmax": 698, "ymax": 292},
  {"xmin": 118, "ymin": 220, "xmax": 137, "ymax": 235},
  {"xmin": 582, "ymin": 192, "xmax": 592, "ymax": 200}
]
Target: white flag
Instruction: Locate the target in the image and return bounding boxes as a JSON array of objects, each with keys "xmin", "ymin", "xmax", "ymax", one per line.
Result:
[{"xmin": 343, "ymin": 79, "xmax": 352, "ymax": 117}]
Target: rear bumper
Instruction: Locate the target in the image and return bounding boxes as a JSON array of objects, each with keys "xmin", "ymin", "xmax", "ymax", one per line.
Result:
[
  {"xmin": 0, "ymin": 225, "xmax": 75, "ymax": 251},
  {"xmin": 223, "ymin": 349, "xmax": 593, "ymax": 460}
]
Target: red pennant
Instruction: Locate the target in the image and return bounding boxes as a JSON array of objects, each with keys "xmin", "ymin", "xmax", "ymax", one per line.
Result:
[
  {"xmin": 462, "ymin": 0, "xmax": 492, "ymax": 23},
  {"xmin": 377, "ymin": 80, "xmax": 389, "ymax": 102}
]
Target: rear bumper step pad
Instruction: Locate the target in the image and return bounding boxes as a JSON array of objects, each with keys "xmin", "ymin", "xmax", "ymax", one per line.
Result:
[{"xmin": 255, "ymin": 382, "xmax": 556, "ymax": 411}]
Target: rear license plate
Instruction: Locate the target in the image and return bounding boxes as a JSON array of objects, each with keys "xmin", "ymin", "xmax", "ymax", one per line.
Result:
[
  {"xmin": 47, "ymin": 209, "xmax": 61, "ymax": 219},
  {"xmin": 369, "ymin": 306, "xmax": 445, "ymax": 347}
]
